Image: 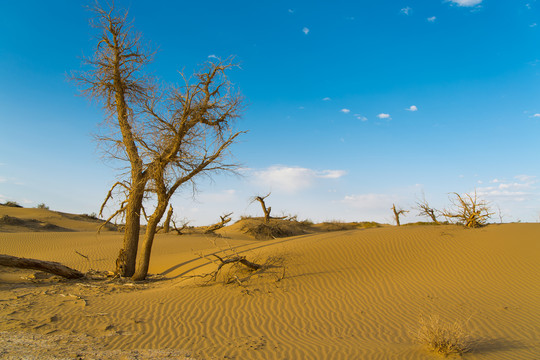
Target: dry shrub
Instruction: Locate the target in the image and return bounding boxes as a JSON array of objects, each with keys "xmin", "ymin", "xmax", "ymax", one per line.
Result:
[
  {"xmin": 415, "ymin": 315, "xmax": 471, "ymax": 356},
  {"xmin": 442, "ymin": 191, "xmax": 493, "ymax": 228},
  {"xmin": 240, "ymin": 218, "xmax": 310, "ymax": 240}
]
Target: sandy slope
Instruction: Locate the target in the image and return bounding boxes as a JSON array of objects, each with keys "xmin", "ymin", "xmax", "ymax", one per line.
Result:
[{"xmin": 0, "ymin": 223, "xmax": 539, "ymax": 359}]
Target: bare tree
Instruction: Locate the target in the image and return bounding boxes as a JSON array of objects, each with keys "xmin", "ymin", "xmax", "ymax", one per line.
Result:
[
  {"xmin": 74, "ymin": 3, "xmax": 244, "ymax": 280},
  {"xmin": 252, "ymin": 193, "xmax": 272, "ymax": 223},
  {"xmin": 251, "ymin": 193, "xmax": 286, "ymax": 224},
  {"xmin": 171, "ymin": 218, "xmax": 190, "ymax": 235},
  {"xmin": 73, "ymin": 2, "xmax": 154, "ymax": 277},
  {"xmin": 391, "ymin": 204, "xmax": 409, "ymax": 226},
  {"xmin": 415, "ymin": 197, "xmax": 440, "ymax": 224},
  {"xmin": 442, "ymin": 192, "xmax": 493, "ymax": 228},
  {"xmin": 204, "ymin": 213, "xmax": 233, "ymax": 235}
]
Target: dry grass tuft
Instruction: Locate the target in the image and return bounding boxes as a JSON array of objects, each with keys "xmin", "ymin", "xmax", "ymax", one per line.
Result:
[{"xmin": 415, "ymin": 315, "xmax": 471, "ymax": 357}]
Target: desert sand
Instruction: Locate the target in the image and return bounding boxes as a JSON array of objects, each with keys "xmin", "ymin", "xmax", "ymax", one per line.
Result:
[{"xmin": 0, "ymin": 206, "xmax": 539, "ymax": 359}]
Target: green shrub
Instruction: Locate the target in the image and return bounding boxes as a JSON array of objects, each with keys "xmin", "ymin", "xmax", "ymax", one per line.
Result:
[{"xmin": 36, "ymin": 203, "xmax": 49, "ymax": 210}]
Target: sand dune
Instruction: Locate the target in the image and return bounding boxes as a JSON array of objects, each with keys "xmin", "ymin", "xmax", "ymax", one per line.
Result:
[{"xmin": 0, "ymin": 220, "xmax": 539, "ymax": 359}]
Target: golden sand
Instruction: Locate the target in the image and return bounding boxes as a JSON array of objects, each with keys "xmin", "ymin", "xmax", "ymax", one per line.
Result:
[{"xmin": 0, "ymin": 207, "xmax": 538, "ymax": 359}]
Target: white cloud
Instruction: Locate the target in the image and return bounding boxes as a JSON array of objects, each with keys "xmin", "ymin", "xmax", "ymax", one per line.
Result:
[
  {"xmin": 208, "ymin": 54, "xmax": 218, "ymax": 59},
  {"xmin": 253, "ymin": 166, "xmax": 346, "ymax": 193},
  {"xmin": 531, "ymin": 23, "xmax": 538, "ymax": 28},
  {"xmin": 341, "ymin": 108, "xmax": 351, "ymax": 114},
  {"xmin": 0, "ymin": 176, "xmax": 6, "ymax": 183},
  {"xmin": 477, "ymin": 175, "xmax": 538, "ymax": 202},
  {"xmin": 302, "ymin": 27, "xmax": 310, "ymax": 35},
  {"xmin": 427, "ymin": 16, "xmax": 437, "ymax": 22},
  {"xmin": 288, "ymin": 9, "xmax": 294, "ymax": 14},
  {"xmin": 377, "ymin": 113, "xmax": 391, "ymax": 119},
  {"xmin": 406, "ymin": 105, "xmax": 418, "ymax": 111},
  {"xmin": 532, "ymin": 114, "xmax": 540, "ymax": 118},
  {"xmin": 317, "ymin": 170, "xmax": 347, "ymax": 179},
  {"xmin": 354, "ymin": 114, "xmax": 368, "ymax": 121},
  {"xmin": 448, "ymin": 0, "xmax": 483, "ymax": 7},
  {"xmin": 322, "ymin": 97, "xmax": 331, "ymax": 101},
  {"xmin": 401, "ymin": 7, "xmax": 412, "ymax": 15}
]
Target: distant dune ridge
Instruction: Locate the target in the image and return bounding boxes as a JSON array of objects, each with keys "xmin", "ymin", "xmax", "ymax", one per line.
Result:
[{"xmin": 0, "ymin": 205, "xmax": 539, "ymax": 359}]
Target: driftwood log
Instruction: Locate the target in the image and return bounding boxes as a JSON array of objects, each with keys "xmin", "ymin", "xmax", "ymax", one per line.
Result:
[{"xmin": 0, "ymin": 254, "xmax": 84, "ymax": 279}]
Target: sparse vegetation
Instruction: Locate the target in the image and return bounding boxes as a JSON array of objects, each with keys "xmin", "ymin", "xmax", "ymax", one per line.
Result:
[
  {"xmin": 2, "ymin": 201, "xmax": 22, "ymax": 208},
  {"xmin": 442, "ymin": 191, "xmax": 493, "ymax": 228},
  {"xmin": 240, "ymin": 217, "xmax": 311, "ymax": 240},
  {"xmin": 36, "ymin": 203, "xmax": 49, "ymax": 210},
  {"xmin": 415, "ymin": 315, "xmax": 471, "ymax": 356}
]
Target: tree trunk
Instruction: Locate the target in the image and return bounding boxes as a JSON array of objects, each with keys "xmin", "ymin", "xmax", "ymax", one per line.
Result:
[
  {"xmin": 0, "ymin": 254, "xmax": 84, "ymax": 279},
  {"xmin": 132, "ymin": 204, "xmax": 167, "ymax": 281},
  {"xmin": 163, "ymin": 205, "xmax": 173, "ymax": 233},
  {"xmin": 117, "ymin": 178, "xmax": 145, "ymax": 277}
]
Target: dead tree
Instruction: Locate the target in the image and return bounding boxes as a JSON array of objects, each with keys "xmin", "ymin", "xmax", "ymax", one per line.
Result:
[
  {"xmin": 163, "ymin": 205, "xmax": 174, "ymax": 233},
  {"xmin": 0, "ymin": 254, "xmax": 84, "ymax": 279},
  {"xmin": 253, "ymin": 193, "xmax": 272, "ymax": 223},
  {"xmin": 131, "ymin": 59, "xmax": 244, "ymax": 281},
  {"xmin": 171, "ymin": 218, "xmax": 190, "ymax": 235},
  {"xmin": 392, "ymin": 204, "xmax": 409, "ymax": 226},
  {"xmin": 74, "ymin": 3, "xmax": 244, "ymax": 280},
  {"xmin": 415, "ymin": 197, "xmax": 440, "ymax": 224},
  {"xmin": 251, "ymin": 193, "xmax": 286, "ymax": 224},
  {"xmin": 73, "ymin": 2, "xmax": 154, "ymax": 277},
  {"xmin": 204, "ymin": 213, "xmax": 233, "ymax": 234},
  {"xmin": 442, "ymin": 192, "xmax": 493, "ymax": 228}
]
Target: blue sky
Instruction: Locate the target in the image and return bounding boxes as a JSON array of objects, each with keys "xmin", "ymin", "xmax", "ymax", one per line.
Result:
[{"xmin": 1, "ymin": 0, "xmax": 539, "ymax": 225}]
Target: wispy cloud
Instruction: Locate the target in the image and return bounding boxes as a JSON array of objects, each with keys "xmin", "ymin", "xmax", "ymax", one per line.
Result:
[
  {"xmin": 322, "ymin": 97, "xmax": 331, "ymax": 101},
  {"xmin": 406, "ymin": 105, "xmax": 418, "ymax": 111},
  {"xmin": 199, "ymin": 189, "xmax": 237, "ymax": 203},
  {"xmin": 354, "ymin": 114, "xmax": 368, "ymax": 121},
  {"xmin": 377, "ymin": 113, "xmax": 391, "ymax": 119},
  {"xmin": 341, "ymin": 108, "xmax": 351, "ymax": 114},
  {"xmin": 252, "ymin": 166, "xmax": 346, "ymax": 193},
  {"xmin": 447, "ymin": 0, "xmax": 483, "ymax": 7},
  {"xmin": 477, "ymin": 175, "xmax": 538, "ymax": 201},
  {"xmin": 208, "ymin": 54, "xmax": 218, "ymax": 59},
  {"xmin": 401, "ymin": 7, "xmax": 412, "ymax": 15},
  {"xmin": 427, "ymin": 16, "xmax": 437, "ymax": 22},
  {"xmin": 0, "ymin": 176, "xmax": 6, "ymax": 183},
  {"xmin": 288, "ymin": 9, "xmax": 294, "ymax": 14},
  {"xmin": 302, "ymin": 27, "xmax": 310, "ymax": 35},
  {"xmin": 530, "ymin": 23, "xmax": 538, "ymax": 28},
  {"xmin": 532, "ymin": 113, "xmax": 540, "ymax": 118}
]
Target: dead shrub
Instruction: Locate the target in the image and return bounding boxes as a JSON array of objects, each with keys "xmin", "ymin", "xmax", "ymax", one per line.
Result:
[
  {"xmin": 442, "ymin": 191, "xmax": 493, "ymax": 228},
  {"xmin": 415, "ymin": 315, "xmax": 471, "ymax": 356}
]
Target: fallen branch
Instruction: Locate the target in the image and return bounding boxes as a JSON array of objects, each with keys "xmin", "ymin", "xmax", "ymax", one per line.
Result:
[{"xmin": 0, "ymin": 254, "xmax": 84, "ymax": 279}]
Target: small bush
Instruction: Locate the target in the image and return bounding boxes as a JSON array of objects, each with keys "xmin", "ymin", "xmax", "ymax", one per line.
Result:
[
  {"xmin": 415, "ymin": 315, "xmax": 471, "ymax": 356},
  {"xmin": 82, "ymin": 213, "xmax": 98, "ymax": 220},
  {"xmin": 3, "ymin": 201, "xmax": 22, "ymax": 208},
  {"xmin": 36, "ymin": 203, "xmax": 49, "ymax": 210},
  {"xmin": 241, "ymin": 218, "xmax": 310, "ymax": 240}
]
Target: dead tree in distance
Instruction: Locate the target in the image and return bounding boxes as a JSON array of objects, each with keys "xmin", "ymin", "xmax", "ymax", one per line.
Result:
[
  {"xmin": 391, "ymin": 204, "xmax": 409, "ymax": 226},
  {"xmin": 442, "ymin": 191, "xmax": 493, "ymax": 228},
  {"xmin": 205, "ymin": 213, "xmax": 233, "ymax": 234},
  {"xmin": 251, "ymin": 193, "xmax": 287, "ymax": 224},
  {"xmin": 415, "ymin": 197, "xmax": 440, "ymax": 224}
]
